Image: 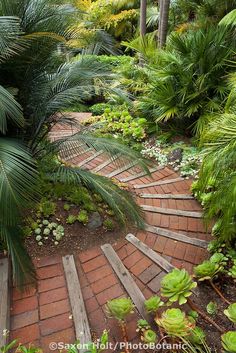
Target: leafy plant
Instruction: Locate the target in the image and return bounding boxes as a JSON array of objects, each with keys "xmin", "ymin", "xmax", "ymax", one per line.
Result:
[
  {"xmin": 142, "ymin": 329, "xmax": 157, "ymax": 344},
  {"xmin": 103, "ymin": 219, "xmax": 114, "ymax": 230},
  {"xmin": 77, "ymin": 210, "xmax": 89, "ymax": 225},
  {"xmin": 155, "ymin": 308, "xmax": 194, "ymax": 337},
  {"xmin": 38, "ymin": 199, "xmax": 56, "ymax": 218},
  {"xmin": 221, "ymin": 331, "xmax": 236, "ymax": 353},
  {"xmin": 105, "ymin": 298, "xmax": 134, "ymax": 321},
  {"xmin": 228, "ymin": 261, "xmax": 236, "ymax": 280},
  {"xmin": 224, "ymin": 303, "xmax": 236, "ymax": 323},
  {"xmin": 66, "ymin": 215, "xmax": 78, "ymax": 224},
  {"xmin": 193, "ymin": 261, "xmax": 222, "ymax": 281},
  {"xmin": 63, "ymin": 204, "xmax": 71, "ymax": 211},
  {"xmin": 206, "ymin": 301, "xmax": 217, "ymax": 315},
  {"xmin": 188, "ymin": 327, "xmax": 206, "ymax": 346},
  {"xmin": 161, "ymin": 268, "xmax": 197, "ymax": 305},
  {"xmin": 144, "ymin": 296, "xmax": 164, "ymax": 313}
]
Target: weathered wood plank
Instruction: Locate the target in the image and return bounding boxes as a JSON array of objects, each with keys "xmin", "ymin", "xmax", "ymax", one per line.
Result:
[
  {"xmin": 62, "ymin": 255, "xmax": 91, "ymax": 350},
  {"xmin": 119, "ymin": 166, "xmax": 163, "ymax": 182},
  {"xmin": 141, "ymin": 205, "xmax": 203, "ymax": 218},
  {"xmin": 139, "ymin": 193, "xmax": 194, "ymax": 200},
  {"xmin": 92, "ymin": 154, "xmax": 120, "ymax": 173},
  {"xmin": 101, "ymin": 244, "xmax": 149, "ymax": 321},
  {"xmin": 134, "ymin": 177, "xmax": 183, "ymax": 189},
  {"xmin": 105, "ymin": 161, "xmax": 138, "ymax": 178},
  {"xmin": 78, "ymin": 150, "xmax": 104, "ymax": 167},
  {"xmin": 0, "ymin": 258, "xmax": 10, "ymax": 347},
  {"xmin": 126, "ymin": 234, "xmax": 174, "ymax": 273},
  {"xmin": 63, "ymin": 148, "xmax": 92, "ymax": 162},
  {"xmin": 145, "ymin": 224, "xmax": 208, "ymax": 248}
]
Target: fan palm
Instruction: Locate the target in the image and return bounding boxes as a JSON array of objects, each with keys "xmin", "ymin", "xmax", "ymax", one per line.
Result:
[
  {"xmin": 0, "ymin": 0, "xmax": 148, "ymax": 286},
  {"xmin": 197, "ymin": 83, "xmax": 236, "ymax": 242},
  {"xmin": 136, "ymin": 25, "xmax": 235, "ymax": 134}
]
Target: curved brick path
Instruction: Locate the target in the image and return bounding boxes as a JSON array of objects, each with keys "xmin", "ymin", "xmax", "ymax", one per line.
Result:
[{"xmin": 10, "ymin": 114, "xmax": 211, "ymax": 352}]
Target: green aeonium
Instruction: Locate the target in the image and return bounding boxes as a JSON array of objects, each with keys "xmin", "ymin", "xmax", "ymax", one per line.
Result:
[
  {"xmin": 224, "ymin": 303, "xmax": 236, "ymax": 323},
  {"xmin": 193, "ymin": 260, "xmax": 222, "ymax": 281},
  {"xmin": 221, "ymin": 331, "xmax": 236, "ymax": 353},
  {"xmin": 105, "ymin": 298, "xmax": 134, "ymax": 321},
  {"xmin": 144, "ymin": 296, "xmax": 164, "ymax": 313},
  {"xmin": 155, "ymin": 308, "xmax": 194, "ymax": 337},
  {"xmin": 161, "ymin": 269, "xmax": 197, "ymax": 305}
]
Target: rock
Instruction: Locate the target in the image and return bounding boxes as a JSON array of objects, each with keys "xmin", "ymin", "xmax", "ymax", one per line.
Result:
[
  {"xmin": 87, "ymin": 212, "xmax": 103, "ymax": 230},
  {"xmin": 167, "ymin": 148, "xmax": 183, "ymax": 165}
]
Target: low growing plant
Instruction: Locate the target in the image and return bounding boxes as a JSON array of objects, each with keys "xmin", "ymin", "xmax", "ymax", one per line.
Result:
[
  {"xmin": 155, "ymin": 308, "xmax": 194, "ymax": 337},
  {"xmin": 224, "ymin": 303, "xmax": 236, "ymax": 323},
  {"xmin": 206, "ymin": 301, "xmax": 217, "ymax": 315},
  {"xmin": 221, "ymin": 331, "xmax": 236, "ymax": 353},
  {"xmin": 161, "ymin": 268, "xmax": 197, "ymax": 305},
  {"xmin": 103, "ymin": 219, "xmax": 114, "ymax": 231},
  {"xmin": 144, "ymin": 296, "xmax": 164, "ymax": 313},
  {"xmin": 77, "ymin": 210, "xmax": 89, "ymax": 225},
  {"xmin": 66, "ymin": 215, "xmax": 78, "ymax": 224}
]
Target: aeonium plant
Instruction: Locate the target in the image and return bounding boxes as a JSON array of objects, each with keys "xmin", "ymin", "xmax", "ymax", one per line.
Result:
[
  {"xmin": 221, "ymin": 331, "xmax": 236, "ymax": 353},
  {"xmin": 224, "ymin": 303, "xmax": 236, "ymax": 323},
  {"xmin": 161, "ymin": 268, "xmax": 197, "ymax": 305},
  {"xmin": 105, "ymin": 298, "xmax": 134, "ymax": 321},
  {"xmin": 155, "ymin": 308, "xmax": 194, "ymax": 338},
  {"xmin": 144, "ymin": 296, "xmax": 164, "ymax": 313}
]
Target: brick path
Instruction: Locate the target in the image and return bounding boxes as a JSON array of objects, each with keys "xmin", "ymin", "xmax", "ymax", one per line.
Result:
[{"xmin": 9, "ymin": 114, "xmax": 211, "ymax": 352}]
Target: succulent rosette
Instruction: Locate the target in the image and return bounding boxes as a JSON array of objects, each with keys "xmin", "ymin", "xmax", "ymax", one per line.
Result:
[
  {"xmin": 105, "ymin": 298, "xmax": 134, "ymax": 321},
  {"xmin": 221, "ymin": 331, "xmax": 236, "ymax": 353},
  {"xmin": 144, "ymin": 296, "xmax": 164, "ymax": 313},
  {"xmin": 193, "ymin": 260, "xmax": 222, "ymax": 281},
  {"xmin": 224, "ymin": 303, "xmax": 236, "ymax": 323},
  {"xmin": 161, "ymin": 268, "xmax": 197, "ymax": 305},
  {"xmin": 155, "ymin": 308, "xmax": 194, "ymax": 337}
]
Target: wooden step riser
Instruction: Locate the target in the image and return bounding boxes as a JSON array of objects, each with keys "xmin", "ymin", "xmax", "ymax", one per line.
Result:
[
  {"xmin": 141, "ymin": 205, "xmax": 203, "ymax": 219},
  {"xmin": 0, "ymin": 258, "xmax": 10, "ymax": 347},
  {"xmin": 134, "ymin": 177, "xmax": 183, "ymax": 189}
]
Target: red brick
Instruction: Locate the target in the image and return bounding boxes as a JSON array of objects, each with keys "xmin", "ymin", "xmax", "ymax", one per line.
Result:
[
  {"xmin": 10, "ymin": 324, "xmax": 40, "ymax": 344},
  {"xmin": 85, "ymin": 297, "xmax": 99, "ymax": 314},
  {"xmin": 82, "ymin": 285, "xmax": 94, "ymax": 300},
  {"xmin": 39, "ymin": 287, "xmax": 68, "ymax": 306},
  {"xmin": 96, "ymin": 284, "xmax": 124, "ymax": 305},
  {"xmin": 153, "ymin": 236, "xmax": 167, "ymax": 253},
  {"xmin": 11, "ymin": 296, "xmax": 38, "ymax": 315},
  {"xmin": 40, "ymin": 313, "xmax": 73, "ymax": 336},
  {"xmin": 86, "ymin": 265, "xmax": 113, "ymax": 283},
  {"xmin": 82, "ymin": 255, "xmax": 107, "ymax": 273},
  {"xmin": 160, "ymin": 215, "xmax": 170, "ymax": 228},
  {"xmin": 130, "ymin": 257, "xmax": 152, "ymax": 277},
  {"xmin": 89, "ymin": 308, "xmax": 106, "ymax": 334},
  {"xmin": 184, "ymin": 244, "xmax": 199, "ymax": 263},
  {"xmin": 173, "ymin": 242, "xmax": 187, "ymax": 260},
  {"xmin": 163, "ymin": 239, "xmax": 177, "ymax": 257},
  {"xmin": 123, "ymin": 250, "xmax": 143, "ymax": 268},
  {"xmin": 11, "ymin": 310, "xmax": 39, "ymax": 330},
  {"xmin": 187, "ymin": 218, "xmax": 198, "ymax": 232},
  {"xmin": 37, "ymin": 264, "xmax": 63, "ymax": 280},
  {"xmin": 35, "ymin": 256, "xmax": 61, "ymax": 268},
  {"xmin": 78, "ymin": 248, "xmax": 102, "ymax": 263},
  {"xmin": 41, "ymin": 328, "xmax": 75, "ymax": 353},
  {"xmin": 91, "ymin": 274, "xmax": 117, "ymax": 294},
  {"xmin": 148, "ymin": 272, "xmax": 165, "ymax": 293},
  {"xmin": 139, "ymin": 264, "xmax": 162, "ymax": 284},
  {"xmin": 40, "ymin": 299, "xmax": 70, "ymax": 320},
  {"xmin": 12, "ymin": 287, "xmax": 37, "ymax": 301},
  {"xmin": 38, "ymin": 275, "xmax": 66, "ymax": 293},
  {"xmin": 171, "ymin": 258, "xmax": 183, "ymax": 269},
  {"xmin": 145, "ymin": 233, "xmax": 156, "ymax": 248}
]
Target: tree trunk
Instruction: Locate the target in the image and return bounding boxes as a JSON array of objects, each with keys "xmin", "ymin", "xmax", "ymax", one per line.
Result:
[
  {"xmin": 140, "ymin": 0, "xmax": 147, "ymax": 36},
  {"xmin": 158, "ymin": 0, "xmax": 170, "ymax": 47}
]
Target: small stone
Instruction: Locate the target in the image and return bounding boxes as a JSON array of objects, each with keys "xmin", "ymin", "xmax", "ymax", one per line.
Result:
[{"xmin": 87, "ymin": 212, "xmax": 103, "ymax": 230}]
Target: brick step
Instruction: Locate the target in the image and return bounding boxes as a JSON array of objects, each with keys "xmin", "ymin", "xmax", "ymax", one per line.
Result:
[
  {"xmin": 145, "ymin": 224, "xmax": 208, "ymax": 248},
  {"xmin": 119, "ymin": 166, "xmax": 162, "ymax": 183},
  {"xmin": 59, "ymin": 141, "xmax": 85, "ymax": 160},
  {"xmin": 139, "ymin": 193, "xmax": 194, "ymax": 199},
  {"xmin": 63, "ymin": 147, "xmax": 92, "ymax": 162},
  {"xmin": 141, "ymin": 205, "xmax": 203, "ymax": 218},
  {"xmin": 78, "ymin": 150, "xmax": 104, "ymax": 168},
  {"xmin": 0, "ymin": 258, "xmax": 10, "ymax": 347},
  {"xmin": 105, "ymin": 160, "xmax": 138, "ymax": 178},
  {"xmin": 134, "ymin": 177, "xmax": 183, "ymax": 189},
  {"xmin": 92, "ymin": 154, "xmax": 121, "ymax": 173}
]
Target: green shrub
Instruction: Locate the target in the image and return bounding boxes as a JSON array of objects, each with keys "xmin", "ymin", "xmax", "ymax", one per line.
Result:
[
  {"xmin": 77, "ymin": 210, "xmax": 89, "ymax": 225},
  {"xmin": 103, "ymin": 219, "xmax": 114, "ymax": 230},
  {"xmin": 38, "ymin": 199, "xmax": 56, "ymax": 217}
]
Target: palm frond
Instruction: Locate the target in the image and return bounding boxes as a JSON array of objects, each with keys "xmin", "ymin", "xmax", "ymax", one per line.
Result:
[
  {"xmin": 48, "ymin": 166, "xmax": 145, "ymax": 228},
  {"xmin": 0, "ymin": 85, "xmax": 24, "ymax": 133},
  {"xmin": 0, "ymin": 16, "xmax": 23, "ymax": 62},
  {"xmin": 0, "ymin": 224, "xmax": 36, "ymax": 287},
  {"xmin": 0, "ymin": 138, "xmax": 38, "ymax": 227}
]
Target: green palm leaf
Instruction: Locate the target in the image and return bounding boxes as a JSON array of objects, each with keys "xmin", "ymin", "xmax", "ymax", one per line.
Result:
[
  {"xmin": 0, "ymin": 138, "xmax": 38, "ymax": 226},
  {"xmin": 0, "ymin": 85, "xmax": 24, "ymax": 133}
]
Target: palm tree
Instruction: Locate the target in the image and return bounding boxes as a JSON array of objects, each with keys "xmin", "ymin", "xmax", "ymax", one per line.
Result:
[
  {"xmin": 158, "ymin": 0, "xmax": 171, "ymax": 47},
  {"xmin": 0, "ymin": 0, "xmax": 147, "ymax": 286},
  {"xmin": 140, "ymin": 0, "xmax": 147, "ymax": 36}
]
